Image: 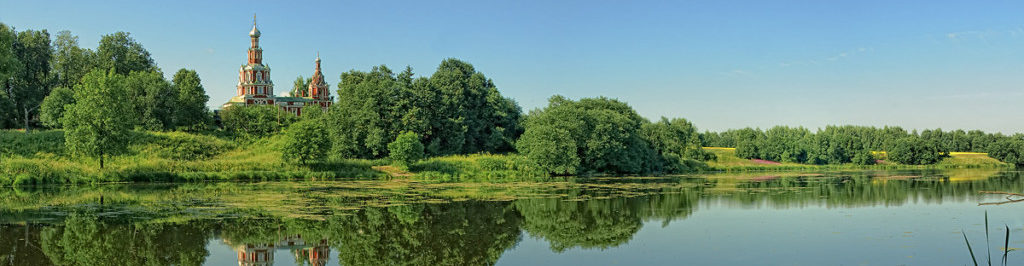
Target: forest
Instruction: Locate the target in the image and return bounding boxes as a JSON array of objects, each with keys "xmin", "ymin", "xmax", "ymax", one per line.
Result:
[{"xmin": 2, "ymin": 21, "xmax": 1024, "ymax": 183}]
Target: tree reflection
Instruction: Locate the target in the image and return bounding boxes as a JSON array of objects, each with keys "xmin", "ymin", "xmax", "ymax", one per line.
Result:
[
  {"xmin": 330, "ymin": 201, "xmax": 522, "ymax": 266},
  {"xmin": 39, "ymin": 213, "xmax": 209, "ymax": 266},
  {"xmin": 515, "ymin": 189, "xmax": 699, "ymax": 252}
]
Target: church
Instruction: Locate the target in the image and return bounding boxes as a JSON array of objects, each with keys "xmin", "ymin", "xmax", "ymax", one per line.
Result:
[{"xmin": 221, "ymin": 19, "xmax": 332, "ymax": 116}]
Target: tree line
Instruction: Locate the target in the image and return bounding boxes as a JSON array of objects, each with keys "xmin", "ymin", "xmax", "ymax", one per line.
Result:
[{"xmin": 700, "ymin": 126, "xmax": 1024, "ymax": 166}]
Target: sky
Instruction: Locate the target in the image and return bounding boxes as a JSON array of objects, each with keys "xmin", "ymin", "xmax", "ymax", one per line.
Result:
[{"xmin": 2, "ymin": 0, "xmax": 1023, "ymax": 133}]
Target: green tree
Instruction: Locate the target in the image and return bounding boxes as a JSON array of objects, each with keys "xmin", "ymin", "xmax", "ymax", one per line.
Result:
[
  {"xmin": 171, "ymin": 69, "xmax": 210, "ymax": 131},
  {"xmin": 641, "ymin": 117, "xmax": 715, "ymax": 172},
  {"xmin": 0, "ymin": 24, "xmax": 22, "ymax": 128},
  {"xmin": 986, "ymin": 139, "xmax": 1024, "ymax": 167},
  {"xmin": 515, "ymin": 124, "xmax": 579, "ymax": 175},
  {"xmin": 328, "ymin": 60, "xmax": 520, "ymax": 159},
  {"xmin": 388, "ymin": 131, "xmax": 425, "ymax": 167},
  {"xmin": 429, "ymin": 59, "xmax": 521, "ymax": 155},
  {"xmin": 220, "ymin": 105, "xmax": 297, "ymax": 139},
  {"xmin": 39, "ymin": 86, "xmax": 74, "ymax": 128},
  {"xmin": 95, "ymin": 32, "xmax": 156, "ymax": 75},
  {"xmin": 125, "ymin": 70, "xmax": 175, "ymax": 130},
  {"xmin": 51, "ymin": 30, "xmax": 96, "ymax": 89},
  {"xmin": 11, "ymin": 28, "xmax": 52, "ymax": 131},
  {"xmin": 517, "ymin": 96, "xmax": 659, "ymax": 175},
  {"xmin": 281, "ymin": 119, "xmax": 331, "ymax": 165},
  {"xmin": 889, "ymin": 137, "xmax": 944, "ymax": 165},
  {"xmin": 62, "ymin": 69, "xmax": 132, "ymax": 168}
]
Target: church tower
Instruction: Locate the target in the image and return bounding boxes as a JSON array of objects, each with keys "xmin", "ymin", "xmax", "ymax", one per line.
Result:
[
  {"xmin": 307, "ymin": 53, "xmax": 332, "ymax": 109},
  {"xmin": 236, "ymin": 16, "xmax": 274, "ymax": 105}
]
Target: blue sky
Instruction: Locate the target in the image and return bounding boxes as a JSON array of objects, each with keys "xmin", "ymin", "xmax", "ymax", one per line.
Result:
[{"xmin": 2, "ymin": 0, "xmax": 1023, "ymax": 133}]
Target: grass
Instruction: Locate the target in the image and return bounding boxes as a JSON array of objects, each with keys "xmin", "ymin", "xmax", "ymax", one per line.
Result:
[
  {"xmin": 0, "ymin": 130, "xmax": 386, "ymax": 186},
  {"xmin": 703, "ymin": 147, "xmax": 1011, "ymax": 172},
  {"xmin": 407, "ymin": 153, "xmax": 551, "ymax": 182}
]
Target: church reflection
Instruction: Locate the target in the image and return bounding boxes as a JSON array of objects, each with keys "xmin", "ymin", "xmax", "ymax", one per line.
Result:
[{"xmin": 230, "ymin": 234, "xmax": 330, "ymax": 266}]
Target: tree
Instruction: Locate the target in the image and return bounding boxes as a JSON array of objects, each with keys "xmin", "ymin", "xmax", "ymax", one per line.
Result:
[
  {"xmin": 290, "ymin": 76, "xmax": 310, "ymax": 97},
  {"xmin": 388, "ymin": 131, "xmax": 424, "ymax": 167},
  {"xmin": 281, "ymin": 119, "xmax": 330, "ymax": 165},
  {"xmin": 641, "ymin": 117, "xmax": 715, "ymax": 172},
  {"xmin": 516, "ymin": 96, "xmax": 659, "ymax": 175},
  {"xmin": 0, "ymin": 24, "xmax": 21, "ymax": 128},
  {"xmin": 62, "ymin": 69, "xmax": 132, "ymax": 169},
  {"xmin": 51, "ymin": 30, "xmax": 95, "ymax": 89},
  {"xmin": 428, "ymin": 59, "xmax": 521, "ymax": 155},
  {"xmin": 171, "ymin": 69, "xmax": 210, "ymax": 131},
  {"xmin": 327, "ymin": 59, "xmax": 520, "ymax": 159},
  {"xmin": 889, "ymin": 137, "xmax": 944, "ymax": 165},
  {"xmin": 986, "ymin": 139, "xmax": 1024, "ymax": 167},
  {"xmin": 95, "ymin": 32, "xmax": 156, "ymax": 75},
  {"xmin": 515, "ymin": 124, "xmax": 579, "ymax": 175},
  {"xmin": 220, "ymin": 105, "xmax": 297, "ymax": 139},
  {"xmin": 124, "ymin": 70, "xmax": 175, "ymax": 130},
  {"xmin": 11, "ymin": 28, "xmax": 52, "ymax": 131},
  {"xmin": 39, "ymin": 86, "xmax": 74, "ymax": 128}
]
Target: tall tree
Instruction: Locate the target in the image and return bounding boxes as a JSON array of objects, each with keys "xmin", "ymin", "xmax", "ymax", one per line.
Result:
[
  {"xmin": 428, "ymin": 58, "xmax": 521, "ymax": 155},
  {"xmin": 0, "ymin": 25, "xmax": 21, "ymax": 126},
  {"xmin": 11, "ymin": 28, "xmax": 52, "ymax": 131},
  {"xmin": 95, "ymin": 32, "xmax": 156, "ymax": 75},
  {"xmin": 125, "ymin": 70, "xmax": 175, "ymax": 130},
  {"xmin": 51, "ymin": 30, "xmax": 95, "ymax": 89},
  {"xmin": 171, "ymin": 69, "xmax": 210, "ymax": 131},
  {"xmin": 62, "ymin": 69, "xmax": 132, "ymax": 169}
]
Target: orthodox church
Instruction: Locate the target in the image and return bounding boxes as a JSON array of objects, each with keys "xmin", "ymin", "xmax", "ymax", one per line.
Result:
[{"xmin": 221, "ymin": 19, "xmax": 332, "ymax": 116}]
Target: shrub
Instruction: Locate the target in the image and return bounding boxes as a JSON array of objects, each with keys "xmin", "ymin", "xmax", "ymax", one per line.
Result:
[
  {"xmin": 281, "ymin": 120, "xmax": 330, "ymax": 165},
  {"xmin": 388, "ymin": 131, "xmax": 424, "ymax": 167}
]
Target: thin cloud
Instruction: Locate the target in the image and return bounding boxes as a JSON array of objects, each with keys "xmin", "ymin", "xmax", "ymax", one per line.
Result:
[{"xmin": 781, "ymin": 47, "xmax": 872, "ymax": 66}]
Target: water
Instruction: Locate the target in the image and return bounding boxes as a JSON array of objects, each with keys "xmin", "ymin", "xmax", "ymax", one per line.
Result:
[{"xmin": 2, "ymin": 169, "xmax": 1023, "ymax": 265}]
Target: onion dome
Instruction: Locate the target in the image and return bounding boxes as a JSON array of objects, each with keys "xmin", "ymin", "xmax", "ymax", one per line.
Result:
[{"xmin": 249, "ymin": 24, "xmax": 261, "ymax": 38}]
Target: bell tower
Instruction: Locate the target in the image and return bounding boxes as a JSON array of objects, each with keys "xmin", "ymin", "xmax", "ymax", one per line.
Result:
[{"xmin": 236, "ymin": 15, "xmax": 274, "ymax": 105}]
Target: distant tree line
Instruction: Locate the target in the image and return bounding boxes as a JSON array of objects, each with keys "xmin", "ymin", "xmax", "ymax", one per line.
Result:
[{"xmin": 700, "ymin": 126, "xmax": 1024, "ymax": 165}]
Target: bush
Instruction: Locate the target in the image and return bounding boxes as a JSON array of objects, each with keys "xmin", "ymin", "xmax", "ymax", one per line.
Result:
[
  {"xmin": 388, "ymin": 131, "xmax": 424, "ymax": 167},
  {"xmin": 132, "ymin": 131, "xmax": 235, "ymax": 160},
  {"xmin": 281, "ymin": 120, "xmax": 330, "ymax": 165}
]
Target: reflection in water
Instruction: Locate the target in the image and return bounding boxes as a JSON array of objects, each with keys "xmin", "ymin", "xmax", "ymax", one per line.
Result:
[{"xmin": 0, "ymin": 170, "xmax": 1021, "ymax": 265}]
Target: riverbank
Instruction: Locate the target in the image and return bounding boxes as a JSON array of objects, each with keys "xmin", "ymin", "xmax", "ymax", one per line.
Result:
[{"xmin": 0, "ymin": 130, "xmax": 1014, "ymax": 186}]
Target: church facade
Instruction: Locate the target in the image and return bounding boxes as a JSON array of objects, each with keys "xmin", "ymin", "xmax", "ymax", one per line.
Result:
[{"xmin": 221, "ymin": 20, "xmax": 332, "ymax": 116}]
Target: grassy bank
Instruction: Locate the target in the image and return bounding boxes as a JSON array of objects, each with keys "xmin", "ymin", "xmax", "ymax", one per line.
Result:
[
  {"xmin": 407, "ymin": 153, "xmax": 551, "ymax": 182},
  {"xmin": 703, "ymin": 147, "xmax": 1010, "ymax": 172},
  {"xmin": 0, "ymin": 130, "xmax": 386, "ymax": 186}
]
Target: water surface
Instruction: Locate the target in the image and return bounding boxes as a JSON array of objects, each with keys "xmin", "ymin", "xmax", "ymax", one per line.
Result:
[{"xmin": 2, "ymin": 169, "xmax": 1022, "ymax": 265}]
